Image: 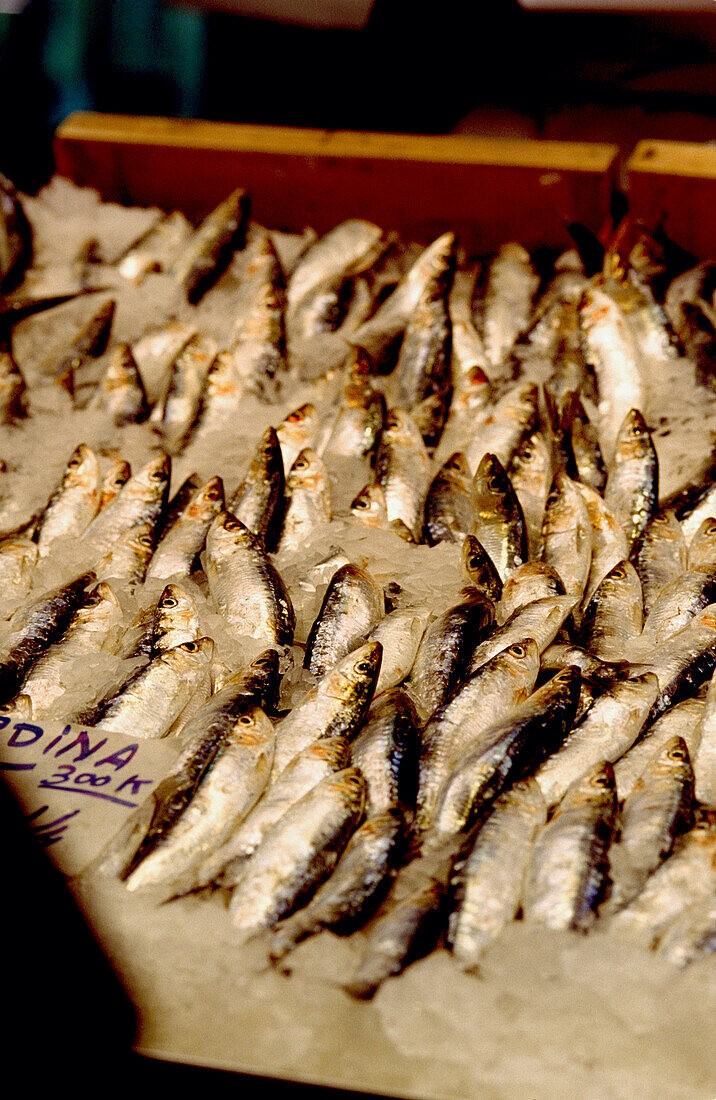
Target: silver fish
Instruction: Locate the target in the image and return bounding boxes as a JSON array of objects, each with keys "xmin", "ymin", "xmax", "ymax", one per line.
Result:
[
  {"xmin": 614, "ymin": 697, "xmax": 705, "ymax": 803},
  {"xmin": 277, "ymin": 448, "xmax": 331, "ymax": 555},
  {"xmin": 170, "ymin": 187, "xmax": 251, "ymax": 302},
  {"xmin": 365, "ymin": 607, "xmax": 430, "ymax": 698},
  {"xmin": 578, "ymin": 560, "xmax": 643, "ymax": 662},
  {"xmin": 286, "ymin": 220, "xmax": 384, "ymax": 325},
  {"xmin": 202, "ymin": 734, "xmax": 351, "ymax": 888},
  {"xmin": 423, "ymin": 452, "xmax": 474, "ymax": 546},
  {"xmin": 227, "ymin": 766, "xmax": 367, "ymax": 943},
  {"xmin": 641, "ymin": 567, "xmax": 716, "ymax": 647},
  {"xmin": 521, "ymin": 760, "xmax": 617, "ymax": 931},
  {"xmin": 540, "ymin": 471, "xmax": 593, "ymax": 606},
  {"xmin": 271, "ymin": 641, "xmax": 382, "ymax": 779},
  {"xmin": 497, "ymin": 561, "xmax": 565, "ymax": 625},
  {"xmin": 204, "ymin": 512, "xmax": 295, "ymax": 650},
  {"xmin": 467, "ymin": 593, "xmax": 576, "ymax": 676},
  {"xmin": 604, "ymin": 407, "xmax": 658, "ymax": 555},
  {"xmin": 464, "ymin": 380, "xmax": 539, "ymax": 477},
  {"xmin": 471, "ymin": 452, "xmax": 527, "ymax": 582},
  {"xmin": 94, "ymin": 520, "xmax": 156, "ymax": 588},
  {"xmin": 276, "ymin": 402, "xmax": 320, "ymax": 475},
  {"xmin": 631, "ymin": 510, "xmax": 688, "ymax": 616},
  {"xmin": 90, "ymin": 343, "xmax": 149, "ymax": 425},
  {"xmin": 532, "ymin": 672, "xmax": 659, "ymax": 810},
  {"xmin": 156, "ymin": 334, "xmax": 217, "ymax": 454},
  {"xmin": 447, "ymin": 778, "xmax": 546, "ymax": 971},
  {"xmin": 145, "ymin": 476, "xmax": 224, "ymax": 581},
  {"xmin": 269, "ymin": 808, "xmax": 405, "ymax": 964},
  {"xmin": 304, "ymin": 562, "xmax": 384, "ymax": 678},
  {"xmin": 125, "ymin": 706, "xmax": 275, "ymax": 894},
  {"xmin": 351, "ymin": 688, "xmax": 421, "ymax": 817},
  {"xmin": 607, "ymin": 735, "xmax": 694, "ymax": 915},
  {"xmin": 373, "ymin": 407, "xmax": 431, "ymax": 540},
  {"xmin": 481, "ymin": 242, "xmax": 539, "ymax": 372},
  {"xmin": 34, "ymin": 443, "xmax": 101, "ymax": 558},
  {"xmin": 81, "ymin": 451, "xmax": 170, "ymax": 563},
  {"xmin": 75, "ymin": 636, "xmax": 214, "ymax": 739},
  {"xmin": 116, "ymin": 209, "xmax": 193, "ymax": 282}
]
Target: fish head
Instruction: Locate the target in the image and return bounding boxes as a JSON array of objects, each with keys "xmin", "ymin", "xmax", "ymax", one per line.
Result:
[
  {"xmin": 64, "ymin": 442, "xmax": 100, "ymax": 490},
  {"xmin": 168, "ymin": 635, "xmax": 215, "ymax": 669},
  {"xmin": 500, "ymin": 636, "xmax": 541, "ymax": 684},
  {"xmin": 187, "ymin": 475, "xmax": 225, "ymax": 518},
  {"xmin": 614, "ymin": 408, "xmax": 652, "ymax": 462},
  {"xmin": 350, "ymin": 484, "xmax": 387, "ymax": 525},
  {"xmin": 332, "ymin": 641, "xmax": 383, "ymax": 699},
  {"xmin": 287, "ymin": 448, "xmax": 328, "ymax": 494}
]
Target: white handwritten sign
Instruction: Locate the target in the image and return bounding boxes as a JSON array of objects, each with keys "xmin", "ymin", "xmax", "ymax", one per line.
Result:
[{"xmin": 0, "ymin": 712, "xmax": 180, "ymax": 875}]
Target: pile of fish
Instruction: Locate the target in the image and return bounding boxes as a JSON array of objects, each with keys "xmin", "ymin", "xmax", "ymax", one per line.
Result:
[{"xmin": 1, "ymin": 169, "xmax": 716, "ymax": 998}]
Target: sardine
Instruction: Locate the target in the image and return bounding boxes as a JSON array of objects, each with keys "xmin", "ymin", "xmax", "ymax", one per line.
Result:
[
  {"xmin": 170, "ymin": 187, "xmax": 251, "ymax": 302},
  {"xmin": 90, "ymin": 343, "xmax": 150, "ymax": 425},
  {"xmin": 304, "ymin": 563, "xmax": 384, "ymax": 678},
  {"xmin": 521, "ymin": 760, "xmax": 617, "ymax": 931},
  {"xmin": 276, "ymin": 448, "xmax": 331, "ymax": 555},
  {"xmin": 227, "ymin": 766, "xmax": 367, "ymax": 943},
  {"xmin": 145, "ymin": 476, "xmax": 224, "ymax": 581},
  {"xmin": 604, "ymin": 407, "xmax": 658, "ymax": 555},
  {"xmin": 33, "ymin": 443, "xmax": 101, "ymax": 558},
  {"xmin": 423, "ymin": 453, "xmax": 474, "ymax": 545},
  {"xmin": 204, "ymin": 511, "xmax": 295, "ymax": 650},
  {"xmin": 351, "ymin": 688, "xmax": 421, "ymax": 816},
  {"xmin": 373, "ymin": 407, "xmax": 431, "ymax": 540},
  {"xmin": 447, "ymin": 778, "xmax": 546, "ymax": 970},
  {"xmin": 471, "ymin": 452, "xmax": 527, "ymax": 582}
]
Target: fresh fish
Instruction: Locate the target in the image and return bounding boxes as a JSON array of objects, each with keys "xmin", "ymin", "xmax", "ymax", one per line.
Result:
[
  {"xmin": 276, "ymin": 402, "xmax": 319, "ymax": 475},
  {"xmin": 124, "ymin": 706, "xmax": 275, "ymax": 894},
  {"xmin": 540, "ymin": 471, "xmax": 592, "ymax": 605},
  {"xmin": 269, "ymin": 808, "xmax": 405, "ymax": 964},
  {"xmin": 351, "ymin": 688, "xmax": 421, "ymax": 816},
  {"xmin": 641, "ymin": 567, "xmax": 716, "ymax": 647},
  {"xmin": 81, "ymin": 451, "xmax": 171, "ymax": 563},
  {"xmin": 206, "ymin": 735, "xmax": 351, "ymax": 887},
  {"xmin": 569, "ymin": 399, "xmax": 607, "ymax": 494},
  {"xmin": 393, "ymin": 272, "xmax": 452, "ymax": 413},
  {"xmin": 540, "ymin": 641, "xmax": 629, "ymax": 688},
  {"xmin": 613, "ymin": 696, "xmax": 705, "ymax": 803},
  {"xmin": 349, "ymin": 483, "xmax": 392, "ymax": 530},
  {"xmin": 521, "ymin": 760, "xmax": 617, "ymax": 931},
  {"xmin": 460, "ymin": 534, "xmax": 503, "ymax": 603},
  {"xmin": 467, "ymin": 593, "xmax": 576, "ymax": 676},
  {"xmin": 408, "ymin": 590, "xmax": 496, "ymax": 721},
  {"xmin": 498, "ymin": 561, "xmax": 564, "ymax": 624},
  {"xmin": 687, "ymin": 515, "xmax": 716, "ymax": 572},
  {"xmin": 170, "ymin": 187, "xmax": 251, "ymax": 302},
  {"xmin": 609, "ymin": 810, "xmax": 716, "ymax": 944},
  {"xmin": 578, "ymin": 560, "xmax": 643, "ymax": 662},
  {"xmin": 276, "ymin": 448, "xmax": 331, "ymax": 555},
  {"xmin": 471, "ymin": 452, "xmax": 527, "ymax": 582},
  {"xmin": 94, "ymin": 520, "xmax": 156, "ymax": 587},
  {"xmin": 187, "ymin": 349, "xmax": 247, "ymax": 441},
  {"xmin": 98, "ymin": 458, "xmax": 131, "ymax": 510},
  {"xmin": 446, "ymin": 778, "xmax": 546, "ymax": 971},
  {"xmin": 630, "ymin": 510, "xmax": 688, "ymax": 616},
  {"xmin": 74, "ymin": 636, "xmax": 214, "ymax": 738},
  {"xmin": 413, "ymin": 638, "xmax": 541, "ymax": 844},
  {"xmin": 116, "ymin": 209, "xmax": 192, "ymax": 282},
  {"xmin": 227, "ymin": 766, "xmax": 367, "ymax": 943},
  {"xmin": 425, "ymin": 666, "xmax": 581, "ymax": 847},
  {"xmin": 304, "ymin": 563, "xmax": 384, "ymax": 677},
  {"xmin": 42, "ymin": 298, "xmax": 115, "ymax": 394},
  {"xmin": 0, "ymin": 536, "xmax": 37, "ymax": 605},
  {"xmin": 607, "ymin": 735, "xmax": 694, "ymax": 915},
  {"xmin": 342, "ymin": 836, "xmax": 462, "ymax": 999},
  {"xmin": 15, "ymin": 581, "xmax": 124, "ymax": 719},
  {"xmin": 373, "ymin": 407, "xmax": 432, "ymax": 540},
  {"xmin": 226, "ymin": 427, "xmax": 285, "ymax": 550},
  {"xmin": 638, "ymin": 604, "xmax": 716, "ymax": 730},
  {"xmin": 286, "ymin": 220, "xmax": 384, "ymax": 328},
  {"xmin": 131, "ymin": 319, "xmax": 196, "ymax": 407},
  {"xmin": 693, "ymin": 670, "xmax": 716, "ymax": 806},
  {"xmin": 90, "ymin": 343, "xmax": 150, "ymax": 425},
  {"xmin": 579, "ymin": 284, "xmax": 646, "ymax": 461},
  {"xmin": 156, "ymin": 334, "xmax": 217, "ymax": 453},
  {"xmin": 320, "ymin": 371, "xmax": 386, "ymax": 459},
  {"xmin": 120, "ymin": 582, "xmax": 202, "ymax": 661},
  {"xmin": 532, "ymin": 672, "xmax": 659, "ymax": 810},
  {"xmin": 433, "ymin": 365, "xmax": 493, "ymax": 466},
  {"xmin": 204, "ymin": 512, "xmax": 295, "ymax": 650},
  {"xmin": 145, "ymin": 476, "xmax": 224, "ymax": 581},
  {"xmin": 577, "ymin": 482, "xmax": 629, "ymax": 611},
  {"xmin": 0, "ymin": 571, "xmax": 96, "ymax": 704},
  {"xmin": 423, "ymin": 452, "xmax": 474, "ymax": 546},
  {"xmin": 507, "ymin": 431, "xmax": 553, "ymax": 560},
  {"xmin": 350, "ymin": 232, "xmax": 455, "ymax": 365},
  {"xmin": 448, "ymin": 267, "xmax": 489, "ymax": 378},
  {"xmin": 228, "ymin": 237, "xmax": 287, "ymax": 399},
  {"xmin": 481, "ymin": 242, "xmax": 540, "ymax": 372},
  {"xmin": 272, "ymin": 641, "xmax": 382, "ymax": 779},
  {"xmin": 604, "ymin": 408, "xmax": 658, "ymax": 555},
  {"xmin": 34, "ymin": 443, "xmax": 101, "ymax": 558},
  {"xmin": 364, "ymin": 607, "xmax": 430, "ymax": 697},
  {"xmin": 464, "ymin": 380, "xmax": 539, "ymax": 477}
]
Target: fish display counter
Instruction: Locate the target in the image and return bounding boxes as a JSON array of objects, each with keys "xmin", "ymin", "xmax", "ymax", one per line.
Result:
[{"xmin": 1, "ymin": 114, "xmax": 716, "ymax": 1098}]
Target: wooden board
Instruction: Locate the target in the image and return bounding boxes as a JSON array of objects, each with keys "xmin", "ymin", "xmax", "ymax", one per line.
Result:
[
  {"xmin": 627, "ymin": 139, "xmax": 716, "ymax": 260},
  {"xmin": 53, "ymin": 112, "xmax": 618, "ymax": 255}
]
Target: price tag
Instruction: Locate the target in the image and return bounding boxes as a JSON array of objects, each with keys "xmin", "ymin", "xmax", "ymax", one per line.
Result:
[{"xmin": 0, "ymin": 711, "xmax": 179, "ymax": 875}]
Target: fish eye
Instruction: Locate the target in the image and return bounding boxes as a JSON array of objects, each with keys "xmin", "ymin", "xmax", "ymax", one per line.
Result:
[
  {"xmin": 150, "ymin": 468, "xmax": 166, "ymax": 482},
  {"xmin": 356, "ymin": 659, "xmax": 373, "ymax": 673},
  {"xmin": 206, "ymin": 484, "xmax": 222, "ymax": 500},
  {"xmin": 138, "ymin": 534, "xmax": 153, "ymax": 548},
  {"xmin": 592, "ymin": 772, "xmax": 611, "ymax": 787},
  {"xmin": 181, "ymin": 641, "xmax": 199, "ymax": 652},
  {"xmin": 353, "ymin": 495, "xmax": 369, "ymax": 509},
  {"xmin": 509, "ymin": 643, "xmax": 526, "ymax": 657},
  {"xmin": 669, "ymin": 745, "xmax": 687, "ymax": 760},
  {"xmin": 160, "ymin": 595, "xmax": 178, "ymax": 608},
  {"xmin": 238, "ymin": 713, "xmax": 255, "ymax": 726},
  {"xmin": 224, "ymin": 516, "xmax": 241, "ymax": 531},
  {"xmin": 294, "ymin": 456, "xmax": 309, "ymax": 470}
]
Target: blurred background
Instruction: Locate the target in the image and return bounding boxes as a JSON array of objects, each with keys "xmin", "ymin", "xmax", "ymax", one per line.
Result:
[{"xmin": 0, "ymin": 1, "xmax": 714, "ymax": 189}]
